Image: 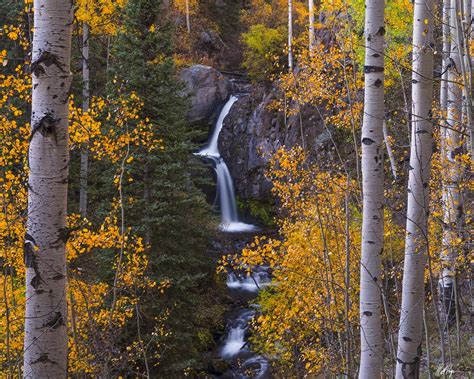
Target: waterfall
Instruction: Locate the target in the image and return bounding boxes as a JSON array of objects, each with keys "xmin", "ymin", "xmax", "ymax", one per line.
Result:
[
  {"xmin": 198, "ymin": 96, "xmax": 269, "ymax": 378},
  {"xmin": 226, "ymin": 266, "xmax": 271, "ymax": 292},
  {"xmin": 197, "ymin": 96, "xmax": 257, "ymax": 232}
]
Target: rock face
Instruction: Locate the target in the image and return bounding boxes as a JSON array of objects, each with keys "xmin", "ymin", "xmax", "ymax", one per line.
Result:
[
  {"xmin": 179, "ymin": 65, "xmax": 231, "ymax": 124},
  {"xmin": 219, "ymin": 88, "xmax": 331, "ymax": 201}
]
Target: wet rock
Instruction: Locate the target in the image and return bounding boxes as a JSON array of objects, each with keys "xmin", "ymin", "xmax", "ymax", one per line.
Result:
[
  {"xmin": 179, "ymin": 65, "xmax": 231, "ymax": 124},
  {"xmin": 208, "ymin": 358, "xmax": 231, "ymax": 375},
  {"xmin": 219, "ymin": 86, "xmax": 331, "ymax": 201}
]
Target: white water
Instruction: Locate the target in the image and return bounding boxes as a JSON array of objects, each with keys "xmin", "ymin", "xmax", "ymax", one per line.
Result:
[
  {"xmin": 221, "ymin": 326, "xmax": 246, "ymax": 358},
  {"xmin": 197, "ymin": 96, "xmax": 257, "ymax": 232},
  {"xmin": 220, "ymin": 310, "xmax": 254, "ymax": 358},
  {"xmin": 226, "ymin": 267, "xmax": 271, "ymax": 292}
]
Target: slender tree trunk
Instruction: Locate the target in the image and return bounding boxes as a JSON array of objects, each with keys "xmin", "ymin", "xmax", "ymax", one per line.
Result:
[
  {"xmin": 440, "ymin": 0, "xmax": 450, "ymax": 122},
  {"xmin": 439, "ymin": 0, "xmax": 464, "ymax": 327},
  {"xmin": 288, "ymin": 0, "xmax": 293, "ymax": 71},
  {"xmin": 383, "ymin": 121, "xmax": 397, "ymax": 180},
  {"xmin": 79, "ymin": 22, "xmax": 90, "ymax": 217},
  {"xmin": 396, "ymin": 1, "xmax": 435, "ymax": 377},
  {"xmin": 308, "ymin": 0, "xmax": 315, "ymax": 53},
  {"xmin": 358, "ymin": 0, "xmax": 385, "ymax": 377},
  {"xmin": 185, "ymin": 0, "xmax": 191, "ymax": 34},
  {"xmin": 24, "ymin": 0, "xmax": 72, "ymax": 377}
]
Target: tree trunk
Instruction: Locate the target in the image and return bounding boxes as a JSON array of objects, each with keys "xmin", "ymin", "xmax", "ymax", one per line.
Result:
[
  {"xmin": 383, "ymin": 121, "xmax": 397, "ymax": 180},
  {"xmin": 79, "ymin": 22, "xmax": 90, "ymax": 217},
  {"xmin": 24, "ymin": 0, "xmax": 72, "ymax": 377},
  {"xmin": 358, "ymin": 0, "xmax": 385, "ymax": 377},
  {"xmin": 308, "ymin": 0, "xmax": 315, "ymax": 53},
  {"xmin": 396, "ymin": 1, "xmax": 435, "ymax": 377},
  {"xmin": 185, "ymin": 0, "xmax": 191, "ymax": 34},
  {"xmin": 288, "ymin": 0, "xmax": 293, "ymax": 71},
  {"xmin": 439, "ymin": 0, "xmax": 463, "ymax": 327}
]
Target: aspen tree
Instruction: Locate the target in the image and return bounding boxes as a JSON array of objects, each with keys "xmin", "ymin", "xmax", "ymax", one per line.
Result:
[
  {"xmin": 359, "ymin": 0, "xmax": 385, "ymax": 377},
  {"xmin": 308, "ymin": 0, "xmax": 315, "ymax": 53},
  {"xmin": 396, "ymin": 0, "xmax": 435, "ymax": 377},
  {"xmin": 79, "ymin": 22, "xmax": 90, "ymax": 217},
  {"xmin": 439, "ymin": 0, "xmax": 464, "ymax": 327},
  {"xmin": 24, "ymin": 0, "xmax": 72, "ymax": 376},
  {"xmin": 288, "ymin": 0, "xmax": 293, "ymax": 70},
  {"xmin": 185, "ymin": 0, "xmax": 190, "ymax": 33}
]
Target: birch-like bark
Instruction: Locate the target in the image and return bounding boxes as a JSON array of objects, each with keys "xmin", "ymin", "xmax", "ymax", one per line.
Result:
[
  {"xmin": 396, "ymin": 1, "xmax": 435, "ymax": 377},
  {"xmin": 185, "ymin": 0, "xmax": 191, "ymax": 34},
  {"xmin": 440, "ymin": 0, "xmax": 450, "ymax": 117},
  {"xmin": 288, "ymin": 0, "xmax": 293, "ymax": 71},
  {"xmin": 79, "ymin": 22, "xmax": 90, "ymax": 217},
  {"xmin": 383, "ymin": 121, "xmax": 397, "ymax": 180},
  {"xmin": 439, "ymin": 0, "xmax": 464, "ymax": 326},
  {"xmin": 308, "ymin": 0, "xmax": 315, "ymax": 53},
  {"xmin": 358, "ymin": 1, "xmax": 385, "ymax": 377},
  {"xmin": 24, "ymin": 0, "xmax": 72, "ymax": 377}
]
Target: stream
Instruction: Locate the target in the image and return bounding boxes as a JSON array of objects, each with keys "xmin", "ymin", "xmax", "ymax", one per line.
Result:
[{"xmin": 197, "ymin": 96, "xmax": 271, "ymax": 378}]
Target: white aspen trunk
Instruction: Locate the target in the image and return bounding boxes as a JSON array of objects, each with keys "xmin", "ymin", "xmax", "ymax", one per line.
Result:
[
  {"xmin": 24, "ymin": 0, "xmax": 72, "ymax": 377},
  {"xmin": 185, "ymin": 0, "xmax": 191, "ymax": 34},
  {"xmin": 79, "ymin": 22, "xmax": 90, "ymax": 217},
  {"xmin": 439, "ymin": 0, "xmax": 464, "ymax": 326},
  {"xmin": 440, "ymin": 0, "xmax": 450, "ymax": 118},
  {"xmin": 358, "ymin": 0, "xmax": 385, "ymax": 377},
  {"xmin": 396, "ymin": 1, "xmax": 435, "ymax": 377},
  {"xmin": 308, "ymin": 0, "xmax": 315, "ymax": 53},
  {"xmin": 383, "ymin": 121, "xmax": 398, "ymax": 180},
  {"xmin": 288, "ymin": 0, "xmax": 293, "ymax": 71},
  {"xmin": 460, "ymin": 0, "xmax": 474, "ymax": 158}
]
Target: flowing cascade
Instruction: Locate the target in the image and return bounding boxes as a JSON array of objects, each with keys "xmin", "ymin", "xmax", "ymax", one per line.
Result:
[{"xmin": 198, "ymin": 95, "xmax": 257, "ymax": 232}]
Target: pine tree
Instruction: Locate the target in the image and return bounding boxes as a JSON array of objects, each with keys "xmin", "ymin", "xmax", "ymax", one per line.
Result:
[{"xmin": 109, "ymin": 0, "xmax": 225, "ymax": 373}]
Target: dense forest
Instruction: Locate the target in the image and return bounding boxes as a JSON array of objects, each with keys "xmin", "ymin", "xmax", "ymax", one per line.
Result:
[{"xmin": 0, "ymin": 0, "xmax": 472, "ymax": 377}]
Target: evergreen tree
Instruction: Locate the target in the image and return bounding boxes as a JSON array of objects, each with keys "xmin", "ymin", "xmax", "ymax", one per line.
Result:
[{"xmin": 109, "ymin": 0, "xmax": 226, "ymax": 374}]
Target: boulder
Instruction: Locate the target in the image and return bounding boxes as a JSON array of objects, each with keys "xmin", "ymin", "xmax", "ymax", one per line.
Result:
[{"xmin": 179, "ymin": 64, "xmax": 231, "ymax": 124}]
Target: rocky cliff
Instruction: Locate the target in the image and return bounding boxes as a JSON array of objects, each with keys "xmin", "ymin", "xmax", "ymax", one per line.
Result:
[
  {"xmin": 219, "ymin": 89, "xmax": 333, "ymax": 200},
  {"xmin": 182, "ymin": 65, "xmax": 335, "ymax": 202}
]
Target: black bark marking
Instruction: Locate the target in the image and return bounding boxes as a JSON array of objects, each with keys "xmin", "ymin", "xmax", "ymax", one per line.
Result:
[
  {"xmin": 416, "ymin": 129, "xmax": 428, "ymax": 134},
  {"xmin": 24, "ymin": 234, "xmax": 45, "ymax": 290},
  {"xmin": 30, "ymin": 275, "xmax": 43, "ymax": 290},
  {"xmin": 363, "ymin": 311, "xmax": 373, "ymax": 316},
  {"xmin": 30, "ymin": 113, "xmax": 60, "ymax": 143},
  {"xmin": 30, "ymin": 50, "xmax": 65, "ymax": 77},
  {"xmin": 24, "ymin": 233, "xmax": 37, "ymax": 268},
  {"xmin": 52, "ymin": 273, "xmax": 65, "ymax": 281},
  {"xmin": 364, "ymin": 65, "xmax": 384, "ymax": 73},
  {"xmin": 374, "ymin": 79, "xmax": 382, "ymax": 88},
  {"xmin": 367, "ymin": 241, "xmax": 375, "ymax": 244},
  {"xmin": 31, "ymin": 353, "xmax": 57, "ymax": 365},
  {"xmin": 43, "ymin": 311, "xmax": 65, "ymax": 329},
  {"xmin": 376, "ymin": 27, "xmax": 385, "ymax": 36},
  {"xmin": 402, "ymin": 336, "xmax": 412, "ymax": 342},
  {"xmin": 397, "ymin": 344, "xmax": 421, "ymax": 379},
  {"xmin": 362, "ymin": 137, "xmax": 375, "ymax": 145}
]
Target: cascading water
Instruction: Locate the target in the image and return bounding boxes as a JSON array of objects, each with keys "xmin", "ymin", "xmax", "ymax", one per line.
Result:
[
  {"xmin": 198, "ymin": 95, "xmax": 269, "ymax": 378},
  {"xmin": 197, "ymin": 96, "xmax": 257, "ymax": 232}
]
